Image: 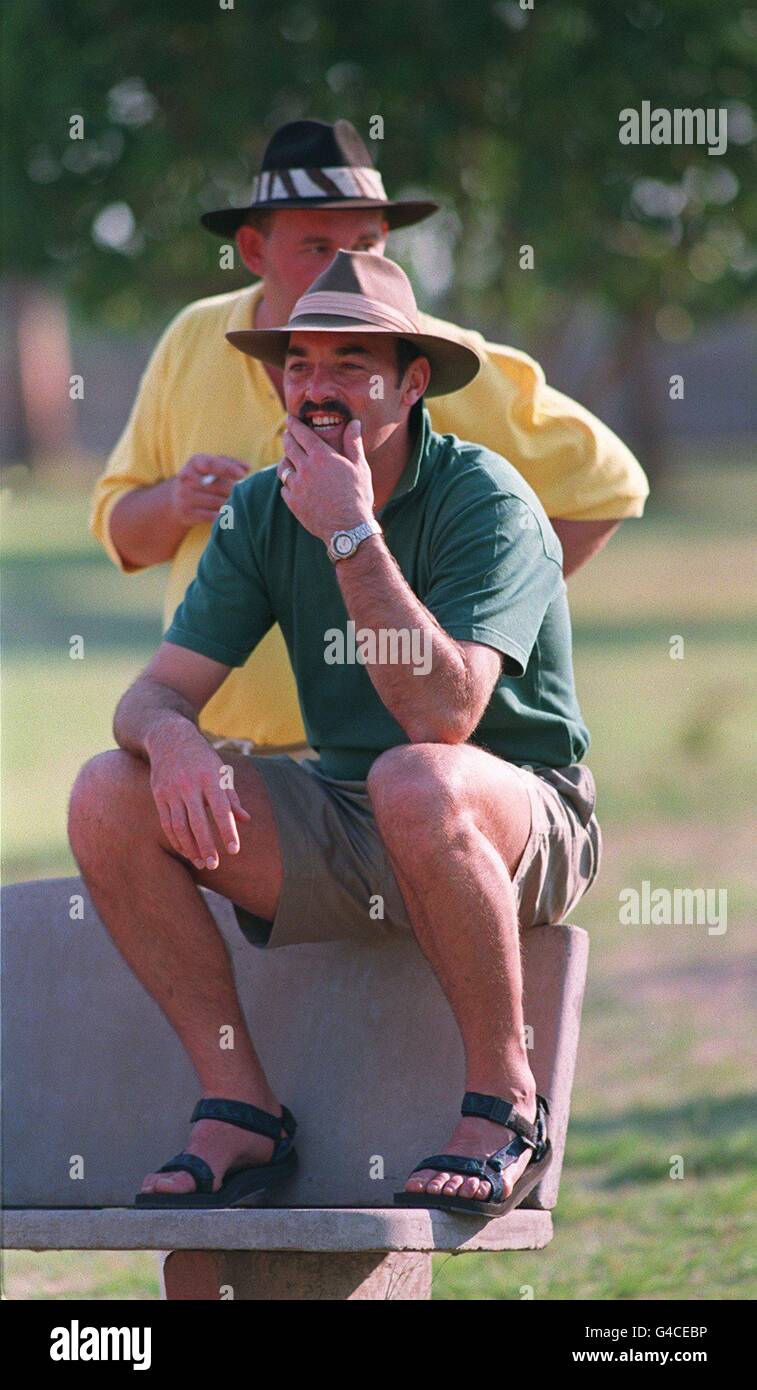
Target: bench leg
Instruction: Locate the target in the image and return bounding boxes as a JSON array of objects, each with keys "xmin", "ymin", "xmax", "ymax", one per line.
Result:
[{"xmin": 160, "ymin": 1249, "xmax": 432, "ymax": 1300}]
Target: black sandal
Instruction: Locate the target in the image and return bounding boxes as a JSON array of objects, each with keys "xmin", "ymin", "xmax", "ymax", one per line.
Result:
[
  {"xmin": 393, "ymin": 1091, "xmax": 552, "ymax": 1219},
  {"xmin": 134, "ymin": 1097, "xmax": 298, "ymax": 1208}
]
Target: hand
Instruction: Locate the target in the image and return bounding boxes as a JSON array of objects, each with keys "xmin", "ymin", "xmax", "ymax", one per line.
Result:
[
  {"xmin": 170, "ymin": 454, "xmax": 248, "ymax": 528},
  {"xmin": 277, "ymin": 417, "xmax": 375, "ymax": 543},
  {"xmin": 147, "ymin": 724, "xmax": 251, "ymax": 870}
]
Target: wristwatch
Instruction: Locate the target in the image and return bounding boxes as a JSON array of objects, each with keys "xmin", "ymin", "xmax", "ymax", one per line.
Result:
[{"xmin": 327, "ymin": 519, "xmax": 383, "ymax": 563}]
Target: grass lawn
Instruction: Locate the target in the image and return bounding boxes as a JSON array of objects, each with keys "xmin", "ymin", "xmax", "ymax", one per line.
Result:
[{"xmin": 1, "ymin": 459, "xmax": 755, "ymax": 1300}]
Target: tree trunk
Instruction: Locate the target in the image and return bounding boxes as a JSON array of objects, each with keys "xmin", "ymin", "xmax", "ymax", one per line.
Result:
[
  {"xmin": 0, "ymin": 277, "xmax": 77, "ymax": 468},
  {"xmin": 616, "ymin": 306, "xmax": 667, "ymax": 484}
]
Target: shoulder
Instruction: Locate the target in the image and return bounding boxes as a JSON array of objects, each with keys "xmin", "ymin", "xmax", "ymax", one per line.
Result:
[
  {"xmin": 429, "ymin": 425, "xmax": 546, "ymax": 513},
  {"xmin": 142, "ymin": 288, "xmax": 259, "ymax": 379},
  {"xmin": 416, "ymin": 310, "xmax": 543, "ymax": 387},
  {"xmin": 427, "ymin": 428, "xmax": 562, "ymax": 563},
  {"xmin": 136, "ymin": 286, "xmax": 259, "ymax": 394},
  {"xmin": 159, "ymin": 286, "xmax": 258, "ymax": 348}
]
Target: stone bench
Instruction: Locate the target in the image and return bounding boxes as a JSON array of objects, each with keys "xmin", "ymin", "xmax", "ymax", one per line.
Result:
[{"xmin": 1, "ymin": 877, "xmax": 589, "ymax": 1300}]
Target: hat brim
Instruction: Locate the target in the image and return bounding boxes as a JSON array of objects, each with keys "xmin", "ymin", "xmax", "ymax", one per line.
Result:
[
  {"xmin": 225, "ymin": 321, "xmax": 480, "ymax": 398},
  {"xmin": 201, "ymin": 197, "xmax": 439, "ymax": 237}
]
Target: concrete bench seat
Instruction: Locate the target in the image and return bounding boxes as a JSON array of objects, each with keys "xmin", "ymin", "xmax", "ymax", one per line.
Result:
[
  {"xmin": 4, "ymin": 1207, "xmax": 554, "ymax": 1298},
  {"xmin": 1, "ymin": 877, "xmax": 588, "ymax": 1299}
]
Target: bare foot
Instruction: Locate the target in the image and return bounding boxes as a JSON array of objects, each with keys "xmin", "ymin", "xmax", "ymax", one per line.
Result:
[
  {"xmin": 140, "ymin": 1096, "xmax": 288, "ymax": 1196},
  {"xmin": 405, "ymin": 1091, "xmax": 537, "ymax": 1203}
]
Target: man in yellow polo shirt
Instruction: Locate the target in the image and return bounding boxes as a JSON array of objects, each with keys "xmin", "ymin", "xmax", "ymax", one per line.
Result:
[{"xmin": 90, "ymin": 118, "xmax": 648, "ymax": 750}]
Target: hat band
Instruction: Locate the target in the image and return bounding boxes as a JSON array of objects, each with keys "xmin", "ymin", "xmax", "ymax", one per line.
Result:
[
  {"xmin": 251, "ymin": 165, "xmax": 387, "ymax": 204},
  {"xmin": 289, "ymin": 290, "xmax": 418, "ymax": 335}
]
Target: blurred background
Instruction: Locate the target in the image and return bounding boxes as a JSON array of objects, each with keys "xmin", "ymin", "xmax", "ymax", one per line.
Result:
[{"xmin": 2, "ymin": 0, "xmax": 755, "ymax": 1299}]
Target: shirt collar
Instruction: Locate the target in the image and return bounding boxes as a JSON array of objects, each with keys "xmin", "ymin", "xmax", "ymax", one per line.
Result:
[
  {"xmin": 376, "ymin": 402, "xmax": 430, "ymax": 517},
  {"xmin": 227, "ymin": 282, "xmax": 264, "ymax": 331}
]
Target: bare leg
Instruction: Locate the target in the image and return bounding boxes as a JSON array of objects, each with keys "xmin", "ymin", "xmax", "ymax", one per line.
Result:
[
  {"xmin": 68, "ymin": 748, "xmax": 286, "ymax": 1195},
  {"xmin": 367, "ymin": 742, "xmax": 537, "ymax": 1201}
]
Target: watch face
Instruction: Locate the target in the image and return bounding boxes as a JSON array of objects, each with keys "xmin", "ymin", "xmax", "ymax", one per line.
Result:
[{"xmin": 334, "ymin": 533, "xmax": 354, "ymax": 556}]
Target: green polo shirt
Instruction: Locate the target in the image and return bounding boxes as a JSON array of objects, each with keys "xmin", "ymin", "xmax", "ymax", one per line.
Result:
[{"xmin": 165, "ymin": 405, "xmax": 590, "ymax": 779}]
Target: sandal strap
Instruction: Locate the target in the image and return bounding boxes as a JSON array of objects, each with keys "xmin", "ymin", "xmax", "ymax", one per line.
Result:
[
  {"xmin": 157, "ymin": 1151, "xmax": 215, "ymax": 1194},
  {"xmin": 461, "ymin": 1091, "xmax": 549, "ymax": 1151},
  {"xmin": 488, "ymin": 1137, "xmax": 531, "ymax": 1171},
  {"xmin": 410, "ymin": 1153, "xmax": 490, "ymax": 1180},
  {"xmin": 190, "ymin": 1097, "xmax": 297, "ymax": 1142},
  {"xmin": 408, "ymin": 1152, "xmax": 510, "ymax": 1203}
]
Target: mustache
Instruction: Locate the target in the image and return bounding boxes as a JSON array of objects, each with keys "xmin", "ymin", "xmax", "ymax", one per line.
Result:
[{"xmin": 299, "ymin": 399, "xmax": 352, "ymax": 425}]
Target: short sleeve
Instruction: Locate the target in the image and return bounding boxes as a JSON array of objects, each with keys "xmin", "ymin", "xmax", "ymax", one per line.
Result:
[
  {"xmin": 425, "ymin": 321, "xmax": 650, "ymax": 521},
  {"xmin": 164, "ymin": 485, "xmax": 274, "ymax": 667},
  {"xmin": 424, "ymin": 486, "xmax": 563, "ymax": 677},
  {"xmin": 88, "ymin": 319, "xmax": 176, "ymax": 573}
]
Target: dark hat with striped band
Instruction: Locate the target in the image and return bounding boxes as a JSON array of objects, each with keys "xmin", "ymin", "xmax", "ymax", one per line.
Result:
[
  {"xmin": 226, "ymin": 249, "xmax": 480, "ymax": 397},
  {"xmin": 201, "ymin": 119, "xmax": 438, "ymax": 237}
]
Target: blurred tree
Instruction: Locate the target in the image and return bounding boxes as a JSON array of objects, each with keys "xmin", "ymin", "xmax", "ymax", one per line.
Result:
[{"xmin": 2, "ymin": 0, "xmax": 754, "ymax": 467}]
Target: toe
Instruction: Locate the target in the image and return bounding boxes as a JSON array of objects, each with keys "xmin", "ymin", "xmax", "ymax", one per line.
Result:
[
  {"xmin": 425, "ymin": 1172, "xmax": 451, "ymax": 1195},
  {"xmin": 405, "ymin": 1165, "xmax": 497, "ymax": 1200},
  {"xmin": 460, "ymin": 1176, "xmax": 491, "ymax": 1200},
  {"xmin": 406, "ymin": 1168, "xmax": 444, "ymax": 1193},
  {"xmin": 441, "ymin": 1174, "xmax": 465, "ymax": 1196},
  {"xmin": 140, "ymin": 1171, "xmax": 181, "ymax": 1194},
  {"xmin": 151, "ymin": 1171, "xmax": 197, "ymax": 1194}
]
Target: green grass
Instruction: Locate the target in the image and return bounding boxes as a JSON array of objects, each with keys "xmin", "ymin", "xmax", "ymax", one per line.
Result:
[
  {"xmin": 2, "ymin": 457, "xmax": 755, "ymax": 1299},
  {"xmin": 1, "ymin": 1251, "xmax": 160, "ymax": 1301}
]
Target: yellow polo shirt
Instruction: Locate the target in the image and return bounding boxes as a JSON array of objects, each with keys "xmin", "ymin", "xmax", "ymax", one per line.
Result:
[{"xmin": 90, "ymin": 283, "xmax": 648, "ymax": 745}]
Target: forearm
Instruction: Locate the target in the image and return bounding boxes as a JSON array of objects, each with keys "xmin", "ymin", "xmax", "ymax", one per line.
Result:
[
  {"xmin": 110, "ymin": 481, "xmax": 188, "ymax": 568},
  {"xmin": 334, "ymin": 536, "xmax": 473, "ymax": 742},
  {"xmin": 113, "ymin": 675, "xmax": 202, "ymax": 762}
]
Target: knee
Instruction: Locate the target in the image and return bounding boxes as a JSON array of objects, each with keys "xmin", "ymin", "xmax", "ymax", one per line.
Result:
[
  {"xmin": 367, "ymin": 744, "xmax": 467, "ymax": 853},
  {"xmin": 68, "ymin": 749, "xmax": 145, "ymax": 859}
]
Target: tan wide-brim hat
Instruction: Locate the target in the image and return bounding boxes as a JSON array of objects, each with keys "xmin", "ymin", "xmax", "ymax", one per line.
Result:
[{"xmin": 226, "ymin": 250, "xmax": 481, "ymax": 397}]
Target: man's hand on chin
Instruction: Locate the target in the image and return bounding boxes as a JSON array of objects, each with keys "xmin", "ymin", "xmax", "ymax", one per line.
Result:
[{"xmin": 277, "ymin": 415, "xmax": 375, "ymax": 543}]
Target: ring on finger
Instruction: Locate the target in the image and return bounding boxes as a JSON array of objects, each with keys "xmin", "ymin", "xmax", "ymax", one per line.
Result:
[{"xmin": 280, "ymin": 465, "xmax": 294, "ymax": 485}]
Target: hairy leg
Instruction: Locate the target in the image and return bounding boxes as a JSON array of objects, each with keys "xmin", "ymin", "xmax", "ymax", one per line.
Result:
[
  {"xmin": 367, "ymin": 742, "xmax": 537, "ymax": 1201},
  {"xmin": 68, "ymin": 748, "xmax": 285, "ymax": 1193}
]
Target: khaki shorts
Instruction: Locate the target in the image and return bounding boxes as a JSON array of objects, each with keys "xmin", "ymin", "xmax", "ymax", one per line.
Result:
[{"xmin": 205, "ymin": 736, "xmax": 602, "ymax": 951}]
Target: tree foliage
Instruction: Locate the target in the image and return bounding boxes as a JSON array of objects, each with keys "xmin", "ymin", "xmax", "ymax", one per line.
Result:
[{"xmin": 2, "ymin": 0, "xmax": 754, "ymax": 336}]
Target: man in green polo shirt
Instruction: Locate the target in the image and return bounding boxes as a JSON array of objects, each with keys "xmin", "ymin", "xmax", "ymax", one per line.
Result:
[{"xmin": 68, "ymin": 251, "xmax": 601, "ymax": 1220}]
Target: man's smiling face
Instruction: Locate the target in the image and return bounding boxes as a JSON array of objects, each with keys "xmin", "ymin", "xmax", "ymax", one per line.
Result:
[{"xmin": 283, "ymin": 331, "xmax": 425, "ymax": 457}]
